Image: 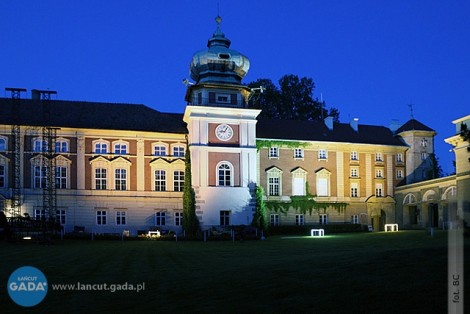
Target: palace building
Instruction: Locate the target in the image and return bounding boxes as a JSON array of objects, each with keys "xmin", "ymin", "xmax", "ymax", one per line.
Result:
[{"xmin": 0, "ymin": 20, "xmax": 467, "ymax": 234}]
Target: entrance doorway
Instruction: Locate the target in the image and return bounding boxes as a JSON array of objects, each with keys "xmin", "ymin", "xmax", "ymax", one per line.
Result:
[{"xmin": 428, "ymin": 203, "xmax": 438, "ymax": 228}]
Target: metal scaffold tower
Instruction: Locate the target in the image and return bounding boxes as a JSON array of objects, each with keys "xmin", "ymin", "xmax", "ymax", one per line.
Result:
[{"xmin": 5, "ymin": 87, "xmax": 26, "ymax": 218}]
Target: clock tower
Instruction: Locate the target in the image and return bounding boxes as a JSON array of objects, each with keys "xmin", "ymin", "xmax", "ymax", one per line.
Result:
[{"xmin": 183, "ymin": 17, "xmax": 261, "ymax": 228}]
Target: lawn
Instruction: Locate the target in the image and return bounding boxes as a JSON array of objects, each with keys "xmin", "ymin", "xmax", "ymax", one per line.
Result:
[{"xmin": 0, "ymin": 231, "xmax": 464, "ymax": 313}]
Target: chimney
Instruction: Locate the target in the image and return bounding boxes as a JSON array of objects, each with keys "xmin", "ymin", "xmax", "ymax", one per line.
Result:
[
  {"xmin": 350, "ymin": 118, "xmax": 359, "ymax": 132},
  {"xmin": 324, "ymin": 116, "xmax": 334, "ymax": 130},
  {"xmin": 31, "ymin": 89, "xmax": 40, "ymax": 100}
]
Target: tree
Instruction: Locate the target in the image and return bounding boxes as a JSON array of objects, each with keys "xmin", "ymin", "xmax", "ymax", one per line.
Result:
[
  {"xmin": 182, "ymin": 136, "xmax": 199, "ymax": 236},
  {"xmin": 248, "ymin": 74, "xmax": 340, "ymax": 122},
  {"xmin": 428, "ymin": 153, "xmax": 444, "ymax": 179},
  {"xmin": 252, "ymin": 185, "xmax": 268, "ymax": 232}
]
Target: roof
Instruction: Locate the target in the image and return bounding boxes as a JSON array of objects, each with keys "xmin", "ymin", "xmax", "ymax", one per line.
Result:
[
  {"xmin": 0, "ymin": 98, "xmax": 187, "ymax": 133},
  {"xmin": 256, "ymin": 118, "xmax": 407, "ymax": 147},
  {"xmin": 395, "ymin": 119, "xmax": 434, "ymax": 133}
]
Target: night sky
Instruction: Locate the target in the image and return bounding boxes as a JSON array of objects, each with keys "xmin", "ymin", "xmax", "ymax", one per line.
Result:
[{"xmin": 1, "ymin": 0, "xmax": 469, "ymax": 174}]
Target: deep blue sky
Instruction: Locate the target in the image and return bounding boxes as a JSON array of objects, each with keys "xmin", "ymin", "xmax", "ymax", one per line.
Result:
[{"xmin": 1, "ymin": 0, "xmax": 469, "ymax": 175}]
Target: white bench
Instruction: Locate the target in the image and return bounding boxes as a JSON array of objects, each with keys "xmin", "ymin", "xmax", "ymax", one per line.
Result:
[
  {"xmin": 384, "ymin": 224, "xmax": 398, "ymax": 232},
  {"xmin": 310, "ymin": 229, "xmax": 325, "ymax": 237},
  {"xmin": 148, "ymin": 230, "xmax": 161, "ymax": 237}
]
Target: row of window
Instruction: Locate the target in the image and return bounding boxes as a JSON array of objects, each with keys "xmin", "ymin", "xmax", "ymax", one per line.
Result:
[
  {"xmin": 268, "ymin": 147, "xmax": 404, "ymax": 163},
  {"xmin": 350, "ymin": 168, "xmax": 404, "ymax": 179},
  {"xmin": 270, "ymin": 214, "xmax": 360, "ymax": 225}
]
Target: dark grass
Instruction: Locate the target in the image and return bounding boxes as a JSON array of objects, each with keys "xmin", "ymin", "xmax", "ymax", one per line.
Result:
[{"xmin": 0, "ymin": 231, "xmax": 466, "ymax": 313}]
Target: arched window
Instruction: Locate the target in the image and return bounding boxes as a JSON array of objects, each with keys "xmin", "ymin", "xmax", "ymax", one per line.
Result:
[
  {"xmin": 217, "ymin": 162, "xmax": 232, "ymax": 186},
  {"xmin": 0, "ymin": 138, "xmax": 6, "ymax": 151}
]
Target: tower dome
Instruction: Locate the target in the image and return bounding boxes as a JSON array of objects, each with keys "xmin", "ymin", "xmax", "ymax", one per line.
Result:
[{"xmin": 190, "ymin": 16, "xmax": 250, "ymax": 85}]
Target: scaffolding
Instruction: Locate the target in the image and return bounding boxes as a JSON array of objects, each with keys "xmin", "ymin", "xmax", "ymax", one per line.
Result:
[{"xmin": 5, "ymin": 87, "xmax": 26, "ymax": 218}]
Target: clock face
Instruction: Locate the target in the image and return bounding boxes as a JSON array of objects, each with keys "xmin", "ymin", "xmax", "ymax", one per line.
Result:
[{"xmin": 215, "ymin": 124, "xmax": 233, "ymax": 141}]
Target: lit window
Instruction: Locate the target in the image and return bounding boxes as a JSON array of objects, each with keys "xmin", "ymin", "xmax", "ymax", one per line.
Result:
[
  {"xmin": 295, "ymin": 214, "xmax": 304, "ymax": 226},
  {"xmin": 220, "ymin": 210, "xmax": 230, "ymax": 226},
  {"xmin": 318, "ymin": 149, "xmax": 327, "ymax": 159},
  {"xmin": 351, "ymin": 215, "xmax": 359, "ymax": 224},
  {"xmin": 96, "ymin": 210, "xmax": 107, "ymax": 225},
  {"xmin": 375, "ymin": 183, "xmax": 383, "ymax": 197},
  {"xmin": 174, "ymin": 212, "xmax": 183, "ymax": 226},
  {"xmin": 174, "ymin": 171, "xmax": 184, "ymax": 192},
  {"xmin": 55, "ymin": 167, "xmax": 67, "ymax": 189},
  {"xmin": 154, "ymin": 170, "xmax": 166, "ymax": 191},
  {"xmin": 55, "ymin": 209, "xmax": 66, "ymax": 225},
  {"xmin": 269, "ymin": 147, "xmax": 279, "ymax": 158},
  {"xmin": 319, "ymin": 214, "xmax": 328, "ymax": 225},
  {"xmin": 0, "ymin": 165, "xmax": 5, "ymax": 187},
  {"xmin": 270, "ymin": 214, "xmax": 280, "ymax": 226},
  {"xmin": 317, "ymin": 178, "xmax": 328, "ymax": 196},
  {"xmin": 155, "ymin": 211, "xmax": 166, "ymax": 226},
  {"xmin": 114, "ymin": 143, "xmax": 127, "ymax": 155},
  {"xmin": 173, "ymin": 146, "xmax": 185, "ymax": 157},
  {"xmin": 95, "ymin": 168, "xmax": 107, "ymax": 190},
  {"xmin": 95, "ymin": 142, "xmax": 108, "ymax": 154},
  {"xmin": 55, "ymin": 141, "xmax": 68, "ymax": 153},
  {"xmin": 0, "ymin": 138, "xmax": 5, "ymax": 151},
  {"xmin": 34, "ymin": 166, "xmax": 47, "ymax": 188},
  {"xmin": 154, "ymin": 145, "xmax": 166, "ymax": 156},
  {"xmin": 294, "ymin": 148, "xmax": 304, "ymax": 159},
  {"xmin": 116, "ymin": 211, "xmax": 127, "ymax": 225},
  {"xmin": 351, "ymin": 182, "xmax": 359, "ymax": 197},
  {"xmin": 33, "ymin": 139, "xmax": 48, "ymax": 152},
  {"xmin": 350, "ymin": 151, "xmax": 358, "ymax": 161},
  {"xmin": 115, "ymin": 169, "xmax": 127, "ymax": 190},
  {"xmin": 217, "ymin": 163, "xmax": 232, "ymax": 186}
]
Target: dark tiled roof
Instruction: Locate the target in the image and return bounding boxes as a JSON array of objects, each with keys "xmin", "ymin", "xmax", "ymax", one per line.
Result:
[
  {"xmin": 0, "ymin": 98, "xmax": 187, "ymax": 133},
  {"xmin": 257, "ymin": 118, "xmax": 406, "ymax": 146},
  {"xmin": 395, "ymin": 119, "xmax": 434, "ymax": 133}
]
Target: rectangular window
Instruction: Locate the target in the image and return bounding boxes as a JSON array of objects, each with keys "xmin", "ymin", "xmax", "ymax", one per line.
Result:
[
  {"xmin": 55, "ymin": 141, "xmax": 68, "ymax": 153},
  {"xmin": 96, "ymin": 210, "xmax": 107, "ymax": 225},
  {"xmin": 375, "ymin": 153, "xmax": 383, "ymax": 162},
  {"xmin": 155, "ymin": 211, "xmax": 166, "ymax": 226},
  {"xmin": 351, "ymin": 182, "xmax": 358, "ymax": 197},
  {"xmin": 421, "ymin": 138, "xmax": 428, "ymax": 147},
  {"xmin": 115, "ymin": 169, "xmax": 127, "ymax": 190},
  {"xmin": 174, "ymin": 212, "xmax": 183, "ymax": 226},
  {"xmin": 270, "ymin": 214, "xmax": 279, "ymax": 226},
  {"xmin": 351, "ymin": 215, "xmax": 359, "ymax": 224},
  {"xmin": 154, "ymin": 145, "xmax": 166, "ymax": 156},
  {"xmin": 268, "ymin": 177, "xmax": 280, "ymax": 196},
  {"xmin": 0, "ymin": 165, "xmax": 5, "ymax": 187},
  {"xmin": 295, "ymin": 214, "xmax": 304, "ymax": 226},
  {"xmin": 155, "ymin": 170, "xmax": 166, "ymax": 191},
  {"xmin": 55, "ymin": 209, "xmax": 66, "ymax": 225},
  {"xmin": 173, "ymin": 171, "xmax": 184, "ymax": 192},
  {"xmin": 173, "ymin": 146, "xmax": 185, "ymax": 157},
  {"xmin": 319, "ymin": 214, "xmax": 328, "ymax": 225},
  {"xmin": 114, "ymin": 144, "xmax": 127, "ymax": 155},
  {"xmin": 375, "ymin": 184, "xmax": 383, "ymax": 197},
  {"xmin": 55, "ymin": 167, "xmax": 67, "ymax": 189},
  {"xmin": 421, "ymin": 153, "xmax": 427, "ymax": 160},
  {"xmin": 396, "ymin": 170, "xmax": 403, "ymax": 179},
  {"xmin": 269, "ymin": 147, "xmax": 279, "ymax": 158},
  {"xmin": 350, "ymin": 151, "xmax": 358, "ymax": 161},
  {"xmin": 95, "ymin": 143, "xmax": 108, "ymax": 154},
  {"xmin": 95, "ymin": 168, "xmax": 107, "ymax": 190},
  {"xmin": 34, "ymin": 166, "xmax": 47, "ymax": 188},
  {"xmin": 350, "ymin": 168, "xmax": 358, "ymax": 177},
  {"xmin": 0, "ymin": 138, "xmax": 6, "ymax": 151},
  {"xmin": 375, "ymin": 169, "xmax": 383, "ymax": 178},
  {"xmin": 197, "ymin": 92, "xmax": 202, "ymax": 105},
  {"xmin": 396, "ymin": 153, "xmax": 403, "ymax": 163},
  {"xmin": 318, "ymin": 149, "xmax": 327, "ymax": 159},
  {"xmin": 292, "ymin": 177, "xmax": 305, "ymax": 196},
  {"xmin": 220, "ymin": 210, "xmax": 230, "ymax": 226},
  {"xmin": 116, "ymin": 211, "xmax": 127, "ymax": 225},
  {"xmin": 294, "ymin": 148, "xmax": 304, "ymax": 159},
  {"xmin": 34, "ymin": 140, "xmax": 48, "ymax": 152},
  {"xmin": 317, "ymin": 178, "xmax": 328, "ymax": 196},
  {"xmin": 34, "ymin": 208, "xmax": 46, "ymax": 220}
]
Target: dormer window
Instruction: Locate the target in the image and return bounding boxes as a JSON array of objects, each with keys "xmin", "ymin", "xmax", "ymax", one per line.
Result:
[{"xmin": 218, "ymin": 53, "xmax": 230, "ymax": 59}]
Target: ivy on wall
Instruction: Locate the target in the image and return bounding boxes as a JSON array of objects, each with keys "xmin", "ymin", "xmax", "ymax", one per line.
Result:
[{"xmin": 256, "ymin": 139, "xmax": 309, "ymax": 151}]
